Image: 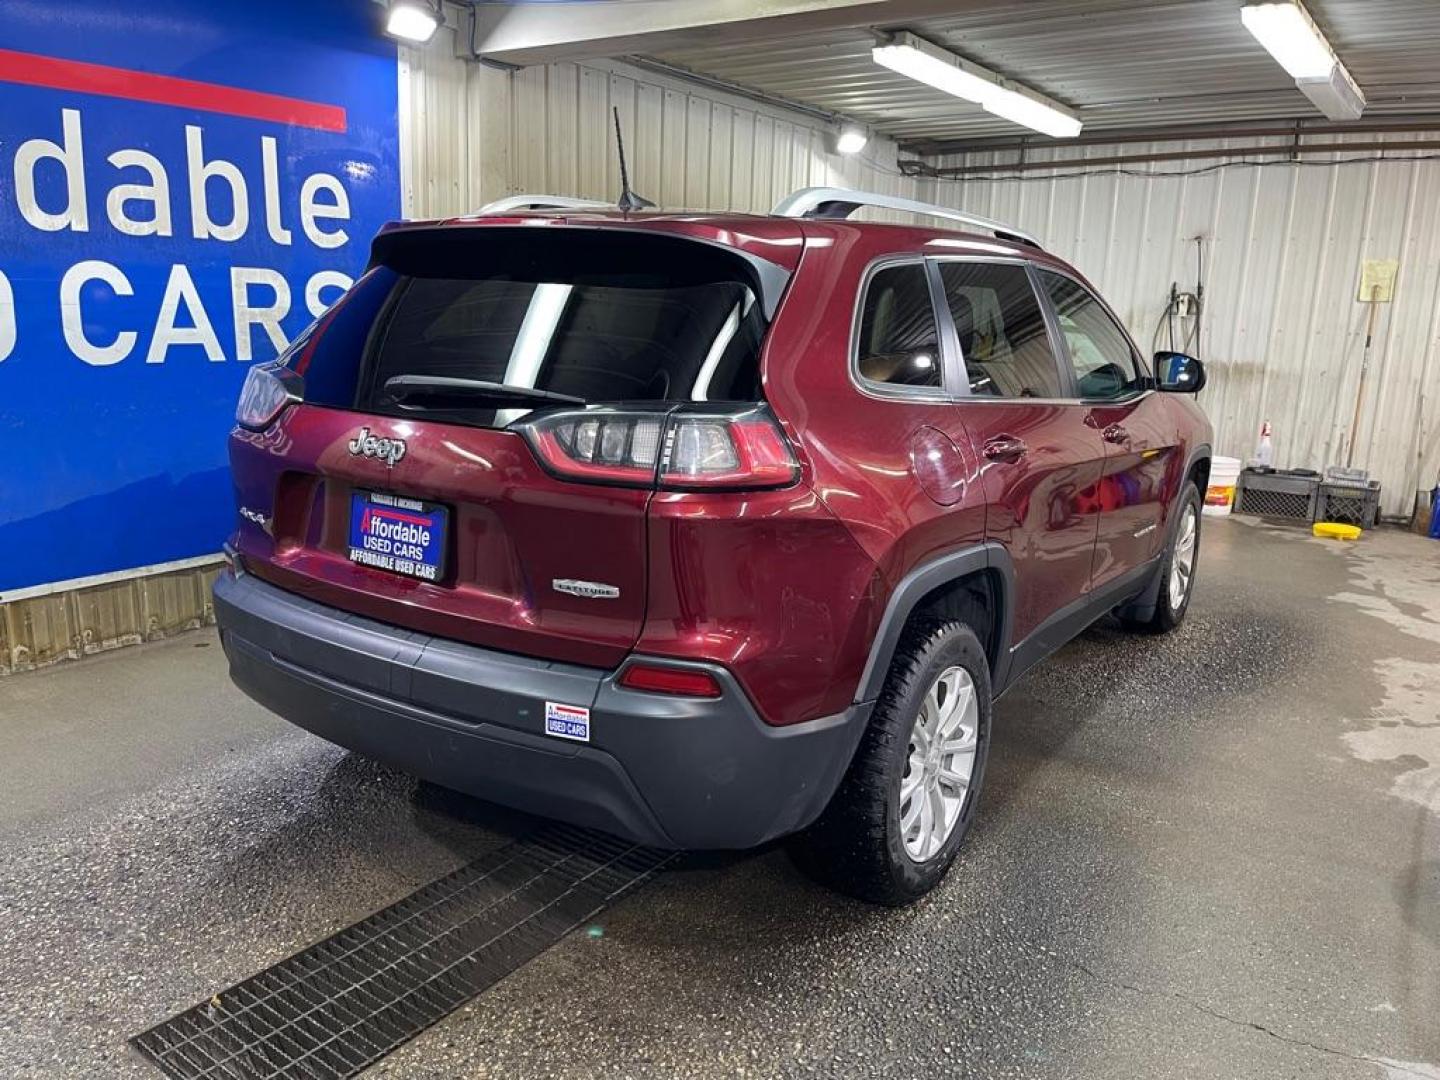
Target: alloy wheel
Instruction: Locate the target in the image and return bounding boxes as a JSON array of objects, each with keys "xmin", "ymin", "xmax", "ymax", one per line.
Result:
[
  {"xmin": 899, "ymin": 665, "xmax": 979, "ymax": 862},
  {"xmin": 1169, "ymin": 504, "xmax": 1198, "ymax": 610}
]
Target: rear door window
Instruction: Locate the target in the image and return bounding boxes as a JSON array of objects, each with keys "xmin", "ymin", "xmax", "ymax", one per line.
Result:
[
  {"xmin": 854, "ymin": 262, "xmax": 942, "ymax": 390},
  {"xmin": 937, "ymin": 262, "xmax": 1061, "ymax": 398},
  {"xmin": 1037, "ymin": 271, "xmax": 1147, "ymax": 399}
]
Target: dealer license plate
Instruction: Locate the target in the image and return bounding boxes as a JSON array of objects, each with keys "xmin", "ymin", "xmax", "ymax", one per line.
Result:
[{"xmin": 347, "ymin": 491, "xmax": 447, "ymax": 582}]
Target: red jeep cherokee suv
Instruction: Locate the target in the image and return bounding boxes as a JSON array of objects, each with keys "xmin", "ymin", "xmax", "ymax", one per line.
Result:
[{"xmin": 216, "ymin": 188, "xmax": 1211, "ymax": 905}]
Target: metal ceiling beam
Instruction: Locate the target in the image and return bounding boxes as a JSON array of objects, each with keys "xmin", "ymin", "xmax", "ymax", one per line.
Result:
[
  {"xmin": 906, "ymin": 138, "xmax": 1440, "ymax": 177},
  {"xmin": 469, "ymin": 0, "xmax": 981, "ymax": 66},
  {"xmin": 903, "ymin": 115, "xmax": 1440, "ymax": 157}
]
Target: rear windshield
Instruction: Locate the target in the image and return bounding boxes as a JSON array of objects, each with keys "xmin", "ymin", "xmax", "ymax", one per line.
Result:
[{"xmin": 297, "ymin": 227, "xmax": 769, "ymax": 427}]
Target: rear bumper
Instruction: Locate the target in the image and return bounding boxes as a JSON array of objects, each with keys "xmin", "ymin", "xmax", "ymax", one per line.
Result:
[{"xmin": 213, "ymin": 569, "xmax": 869, "ymax": 850}]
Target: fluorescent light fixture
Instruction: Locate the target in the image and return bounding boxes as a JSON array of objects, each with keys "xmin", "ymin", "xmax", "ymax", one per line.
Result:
[
  {"xmin": 873, "ymin": 40, "xmax": 1003, "ymax": 107},
  {"xmin": 1241, "ymin": 2, "xmax": 1335, "ymax": 79},
  {"xmin": 1241, "ymin": 1, "xmax": 1365, "ymax": 119},
  {"xmin": 386, "ymin": 1, "xmax": 440, "ymax": 43},
  {"xmin": 871, "ymin": 32, "xmax": 1081, "ymax": 139},
  {"xmin": 835, "ymin": 125, "xmax": 869, "ymax": 154},
  {"xmin": 1298, "ymin": 65, "xmax": 1366, "ymax": 120},
  {"xmin": 982, "ymin": 85, "xmax": 1083, "ymax": 140}
]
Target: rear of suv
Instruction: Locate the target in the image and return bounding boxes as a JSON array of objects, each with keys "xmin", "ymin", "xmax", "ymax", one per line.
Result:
[{"xmin": 216, "ymin": 187, "xmax": 1212, "ymax": 905}]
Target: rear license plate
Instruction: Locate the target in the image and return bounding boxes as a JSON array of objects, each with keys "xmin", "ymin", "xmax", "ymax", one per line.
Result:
[{"xmin": 348, "ymin": 491, "xmax": 447, "ymax": 582}]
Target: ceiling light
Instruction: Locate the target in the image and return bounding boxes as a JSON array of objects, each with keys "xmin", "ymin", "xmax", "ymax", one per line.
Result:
[
  {"xmin": 386, "ymin": 1, "xmax": 440, "ymax": 43},
  {"xmin": 871, "ymin": 32, "xmax": 1081, "ymax": 139},
  {"xmin": 1241, "ymin": 1, "xmax": 1364, "ymax": 119},
  {"xmin": 872, "ymin": 40, "xmax": 1003, "ymax": 108},
  {"xmin": 835, "ymin": 125, "xmax": 869, "ymax": 154},
  {"xmin": 1241, "ymin": 2, "xmax": 1335, "ymax": 79},
  {"xmin": 979, "ymin": 85, "xmax": 1083, "ymax": 140},
  {"xmin": 1297, "ymin": 65, "xmax": 1366, "ymax": 121}
]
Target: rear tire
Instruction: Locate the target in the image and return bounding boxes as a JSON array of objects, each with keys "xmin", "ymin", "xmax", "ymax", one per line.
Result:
[
  {"xmin": 1121, "ymin": 482, "xmax": 1201, "ymax": 634},
  {"xmin": 789, "ymin": 620, "xmax": 992, "ymax": 906}
]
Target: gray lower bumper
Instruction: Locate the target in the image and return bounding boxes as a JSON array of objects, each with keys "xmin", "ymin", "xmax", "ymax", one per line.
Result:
[{"xmin": 213, "ymin": 569, "xmax": 869, "ymax": 850}]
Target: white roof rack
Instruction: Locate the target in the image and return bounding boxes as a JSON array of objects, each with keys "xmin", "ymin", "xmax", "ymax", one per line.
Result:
[
  {"xmin": 470, "ymin": 194, "xmax": 613, "ymax": 215},
  {"xmin": 771, "ymin": 187, "xmax": 1040, "ymax": 248}
]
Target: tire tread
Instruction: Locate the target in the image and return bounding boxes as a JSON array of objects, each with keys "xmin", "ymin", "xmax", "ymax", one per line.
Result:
[{"xmin": 791, "ymin": 619, "xmax": 989, "ymax": 906}]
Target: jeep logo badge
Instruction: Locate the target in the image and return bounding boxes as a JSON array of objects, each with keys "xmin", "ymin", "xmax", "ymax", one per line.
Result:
[{"xmin": 347, "ymin": 427, "xmax": 407, "ymax": 467}]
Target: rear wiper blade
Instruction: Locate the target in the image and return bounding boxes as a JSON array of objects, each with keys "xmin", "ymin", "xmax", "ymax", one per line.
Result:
[{"xmin": 384, "ymin": 375, "xmax": 586, "ymax": 408}]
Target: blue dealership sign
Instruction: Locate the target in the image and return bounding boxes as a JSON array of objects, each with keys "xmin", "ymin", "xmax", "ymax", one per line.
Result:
[{"xmin": 0, "ymin": 0, "xmax": 400, "ymax": 592}]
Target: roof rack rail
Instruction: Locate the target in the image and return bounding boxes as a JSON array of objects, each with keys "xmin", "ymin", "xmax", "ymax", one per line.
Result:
[
  {"xmin": 470, "ymin": 194, "xmax": 613, "ymax": 215},
  {"xmin": 771, "ymin": 186, "xmax": 1041, "ymax": 248}
]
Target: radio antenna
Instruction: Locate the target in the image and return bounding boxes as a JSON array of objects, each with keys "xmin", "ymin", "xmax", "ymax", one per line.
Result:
[{"xmin": 613, "ymin": 107, "xmax": 655, "ymax": 214}]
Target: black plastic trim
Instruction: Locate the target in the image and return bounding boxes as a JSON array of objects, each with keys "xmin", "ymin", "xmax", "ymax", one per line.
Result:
[
  {"xmin": 1003, "ymin": 557, "xmax": 1157, "ymax": 689},
  {"xmin": 854, "ymin": 542, "xmax": 1016, "ymax": 703},
  {"xmin": 213, "ymin": 571, "xmax": 868, "ymax": 850}
]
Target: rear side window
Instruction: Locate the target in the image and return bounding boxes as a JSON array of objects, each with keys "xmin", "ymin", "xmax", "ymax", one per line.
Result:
[
  {"xmin": 1037, "ymin": 271, "xmax": 1146, "ymax": 399},
  {"xmin": 299, "ymin": 228, "xmax": 770, "ymax": 426},
  {"xmin": 855, "ymin": 263, "xmax": 942, "ymax": 390},
  {"xmin": 288, "ymin": 267, "xmax": 397, "ymax": 406},
  {"xmin": 938, "ymin": 262, "xmax": 1060, "ymax": 399}
]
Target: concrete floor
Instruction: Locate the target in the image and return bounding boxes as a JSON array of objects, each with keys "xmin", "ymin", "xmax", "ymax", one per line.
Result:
[{"xmin": 1, "ymin": 516, "xmax": 1437, "ymax": 1079}]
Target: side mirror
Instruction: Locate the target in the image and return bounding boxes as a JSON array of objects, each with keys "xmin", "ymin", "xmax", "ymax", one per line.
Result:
[{"xmin": 1153, "ymin": 351, "xmax": 1206, "ymax": 393}]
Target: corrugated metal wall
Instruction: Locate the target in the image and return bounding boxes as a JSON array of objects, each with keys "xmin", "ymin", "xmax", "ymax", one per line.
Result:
[
  {"xmin": 919, "ymin": 137, "xmax": 1440, "ymax": 516},
  {"xmin": 398, "ymin": 41, "xmax": 924, "ymax": 220}
]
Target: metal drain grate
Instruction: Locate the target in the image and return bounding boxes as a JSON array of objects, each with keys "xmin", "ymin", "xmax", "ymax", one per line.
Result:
[{"xmin": 131, "ymin": 824, "xmax": 673, "ymax": 1080}]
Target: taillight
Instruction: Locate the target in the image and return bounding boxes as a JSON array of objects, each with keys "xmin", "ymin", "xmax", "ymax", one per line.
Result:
[
  {"xmin": 235, "ymin": 362, "xmax": 302, "ymax": 431},
  {"xmin": 661, "ymin": 411, "xmax": 799, "ymax": 489},
  {"xmin": 517, "ymin": 404, "xmax": 800, "ymax": 491},
  {"xmin": 618, "ymin": 663, "xmax": 724, "ymax": 698},
  {"xmin": 525, "ymin": 407, "xmax": 666, "ymax": 485}
]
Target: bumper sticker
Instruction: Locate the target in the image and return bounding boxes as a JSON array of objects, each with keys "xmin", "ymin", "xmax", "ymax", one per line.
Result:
[{"xmin": 544, "ymin": 701, "xmax": 591, "ymax": 742}]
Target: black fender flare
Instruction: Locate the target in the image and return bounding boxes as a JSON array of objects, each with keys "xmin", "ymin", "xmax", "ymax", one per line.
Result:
[
  {"xmin": 853, "ymin": 541, "xmax": 1017, "ymax": 704},
  {"xmin": 1183, "ymin": 443, "xmax": 1213, "ymax": 493}
]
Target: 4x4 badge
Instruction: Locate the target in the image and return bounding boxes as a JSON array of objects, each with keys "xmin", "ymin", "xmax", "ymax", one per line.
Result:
[{"xmin": 347, "ymin": 427, "xmax": 407, "ymax": 467}]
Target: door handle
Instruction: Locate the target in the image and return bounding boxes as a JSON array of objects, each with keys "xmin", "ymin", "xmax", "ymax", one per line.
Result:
[
  {"xmin": 1101, "ymin": 423, "xmax": 1130, "ymax": 445},
  {"xmin": 983, "ymin": 434, "xmax": 1028, "ymax": 462}
]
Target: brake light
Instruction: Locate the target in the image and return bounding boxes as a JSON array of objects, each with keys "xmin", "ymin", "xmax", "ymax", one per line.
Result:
[
  {"xmin": 517, "ymin": 404, "xmax": 799, "ymax": 491},
  {"xmin": 618, "ymin": 663, "xmax": 724, "ymax": 698},
  {"xmin": 661, "ymin": 412, "xmax": 798, "ymax": 488}
]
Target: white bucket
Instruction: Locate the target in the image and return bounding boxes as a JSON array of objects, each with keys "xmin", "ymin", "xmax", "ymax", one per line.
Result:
[{"xmin": 1203, "ymin": 456, "xmax": 1242, "ymax": 517}]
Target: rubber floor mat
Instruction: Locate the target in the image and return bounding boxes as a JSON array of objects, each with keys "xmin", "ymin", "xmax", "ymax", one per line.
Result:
[{"xmin": 131, "ymin": 824, "xmax": 673, "ymax": 1079}]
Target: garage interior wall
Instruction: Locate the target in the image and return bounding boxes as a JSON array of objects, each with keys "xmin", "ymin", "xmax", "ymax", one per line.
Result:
[
  {"xmin": 920, "ymin": 138, "xmax": 1440, "ymax": 517},
  {"xmin": 397, "ymin": 41, "xmax": 924, "ymax": 222}
]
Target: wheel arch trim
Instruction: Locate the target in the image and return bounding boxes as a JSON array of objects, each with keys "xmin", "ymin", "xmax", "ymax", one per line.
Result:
[
  {"xmin": 1182, "ymin": 442, "xmax": 1212, "ymax": 493},
  {"xmin": 854, "ymin": 542, "xmax": 1016, "ymax": 704}
]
